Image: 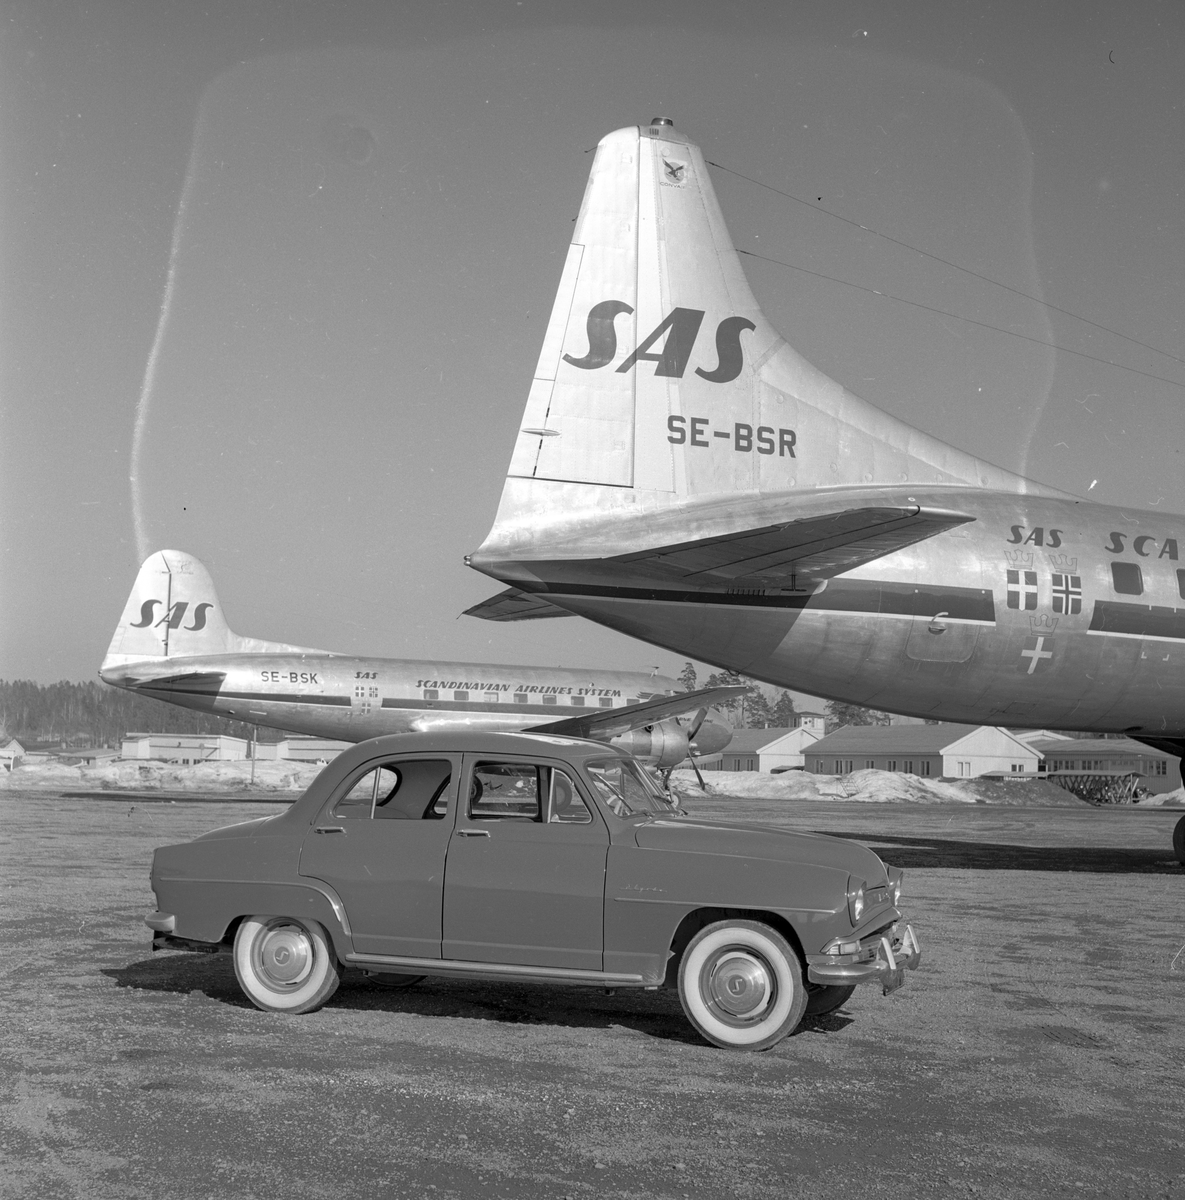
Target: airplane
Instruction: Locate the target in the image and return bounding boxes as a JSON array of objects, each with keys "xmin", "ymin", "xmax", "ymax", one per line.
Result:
[
  {"xmin": 99, "ymin": 549, "xmax": 743, "ymax": 774},
  {"xmin": 463, "ymin": 117, "xmax": 1185, "ymax": 863}
]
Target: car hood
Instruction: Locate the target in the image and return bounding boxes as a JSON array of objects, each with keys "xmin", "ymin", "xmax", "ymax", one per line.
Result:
[{"xmin": 633, "ymin": 818, "xmax": 888, "ymax": 881}]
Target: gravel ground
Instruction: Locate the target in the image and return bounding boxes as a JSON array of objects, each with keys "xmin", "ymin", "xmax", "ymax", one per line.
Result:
[{"xmin": 1, "ymin": 790, "xmax": 1182, "ymax": 1200}]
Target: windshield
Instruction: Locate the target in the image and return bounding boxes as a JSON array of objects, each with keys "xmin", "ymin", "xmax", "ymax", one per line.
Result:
[{"xmin": 583, "ymin": 758, "xmax": 677, "ymax": 817}]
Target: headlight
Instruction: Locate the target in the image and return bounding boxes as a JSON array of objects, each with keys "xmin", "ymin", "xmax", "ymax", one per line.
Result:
[
  {"xmin": 847, "ymin": 878, "xmax": 866, "ymax": 924},
  {"xmin": 887, "ymin": 867, "xmax": 903, "ymax": 906}
]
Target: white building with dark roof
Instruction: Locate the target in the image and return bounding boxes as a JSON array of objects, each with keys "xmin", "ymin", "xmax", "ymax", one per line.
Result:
[
  {"xmin": 1029, "ymin": 737, "xmax": 1180, "ymax": 794},
  {"xmin": 804, "ymin": 723, "xmax": 1040, "ymax": 779}
]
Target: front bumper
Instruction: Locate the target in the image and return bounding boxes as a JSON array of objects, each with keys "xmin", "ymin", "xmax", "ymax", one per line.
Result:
[{"xmin": 806, "ymin": 923, "xmax": 921, "ymax": 995}]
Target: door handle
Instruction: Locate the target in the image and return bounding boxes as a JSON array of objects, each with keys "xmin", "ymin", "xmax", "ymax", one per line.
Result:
[
  {"xmin": 457, "ymin": 828, "xmax": 490, "ymax": 838},
  {"xmin": 315, "ymin": 826, "xmax": 345, "ymax": 834}
]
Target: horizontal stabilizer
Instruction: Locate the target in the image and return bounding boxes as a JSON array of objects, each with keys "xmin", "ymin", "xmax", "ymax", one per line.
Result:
[
  {"xmin": 615, "ymin": 506, "xmax": 974, "ymax": 588},
  {"xmin": 463, "ymin": 587, "xmax": 574, "ymax": 622},
  {"xmin": 526, "ymin": 684, "xmax": 749, "ymax": 738}
]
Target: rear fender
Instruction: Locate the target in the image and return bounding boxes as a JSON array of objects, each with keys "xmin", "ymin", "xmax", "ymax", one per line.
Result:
[{"xmin": 158, "ymin": 880, "xmax": 353, "ymax": 961}]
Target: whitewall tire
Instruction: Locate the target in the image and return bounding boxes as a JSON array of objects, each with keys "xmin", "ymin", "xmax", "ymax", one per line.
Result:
[
  {"xmin": 233, "ymin": 916, "xmax": 342, "ymax": 1014},
  {"xmin": 677, "ymin": 919, "xmax": 807, "ymax": 1050}
]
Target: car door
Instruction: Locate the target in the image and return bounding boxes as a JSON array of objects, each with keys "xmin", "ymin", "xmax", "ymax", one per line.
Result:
[
  {"xmin": 298, "ymin": 753, "xmax": 460, "ymax": 958},
  {"xmin": 442, "ymin": 756, "xmax": 609, "ymax": 971}
]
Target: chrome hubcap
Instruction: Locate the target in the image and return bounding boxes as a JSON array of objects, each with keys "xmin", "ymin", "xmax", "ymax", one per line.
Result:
[
  {"xmin": 704, "ymin": 950, "xmax": 773, "ymax": 1023},
  {"xmin": 256, "ymin": 923, "xmax": 313, "ymax": 989}
]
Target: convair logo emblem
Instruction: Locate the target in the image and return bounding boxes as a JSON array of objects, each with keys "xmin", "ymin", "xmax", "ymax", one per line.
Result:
[
  {"xmin": 662, "ymin": 158, "xmax": 687, "ymax": 184},
  {"xmin": 563, "ymin": 302, "xmax": 756, "ymax": 384},
  {"xmin": 130, "ymin": 600, "xmax": 213, "ymax": 632}
]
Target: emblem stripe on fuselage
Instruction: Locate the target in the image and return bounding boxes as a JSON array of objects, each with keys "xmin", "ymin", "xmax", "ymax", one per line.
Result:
[
  {"xmin": 1088, "ymin": 601, "xmax": 1185, "ymax": 642},
  {"xmin": 140, "ymin": 686, "xmax": 351, "ymax": 707}
]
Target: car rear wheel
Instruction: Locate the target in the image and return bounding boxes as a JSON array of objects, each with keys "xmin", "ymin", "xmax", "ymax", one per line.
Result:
[
  {"xmin": 805, "ymin": 983, "xmax": 856, "ymax": 1017},
  {"xmin": 677, "ymin": 920, "xmax": 807, "ymax": 1050},
  {"xmin": 233, "ymin": 916, "xmax": 342, "ymax": 1014}
]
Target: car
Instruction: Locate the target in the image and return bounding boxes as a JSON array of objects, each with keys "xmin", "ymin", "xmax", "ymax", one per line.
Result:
[{"xmin": 146, "ymin": 731, "xmax": 920, "ymax": 1050}]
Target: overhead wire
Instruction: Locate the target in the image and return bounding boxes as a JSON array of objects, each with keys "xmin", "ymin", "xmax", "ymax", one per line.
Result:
[
  {"xmin": 707, "ymin": 159, "xmax": 1185, "ymax": 383},
  {"xmin": 736, "ymin": 247, "xmax": 1185, "ymax": 390}
]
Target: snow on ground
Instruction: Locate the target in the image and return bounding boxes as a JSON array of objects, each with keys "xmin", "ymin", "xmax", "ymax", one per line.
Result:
[
  {"xmin": 0, "ymin": 758, "xmax": 321, "ymax": 793},
  {"xmin": 670, "ymin": 767, "xmax": 1088, "ymax": 806},
  {"xmin": 1137, "ymin": 786, "xmax": 1185, "ymax": 807}
]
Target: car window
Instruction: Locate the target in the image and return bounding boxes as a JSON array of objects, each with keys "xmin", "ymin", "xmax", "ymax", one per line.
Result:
[
  {"xmin": 583, "ymin": 757, "xmax": 677, "ymax": 816},
  {"xmin": 331, "ymin": 759, "xmax": 451, "ymax": 820},
  {"xmin": 547, "ymin": 768, "xmax": 592, "ymax": 824},
  {"xmin": 469, "ymin": 762, "xmax": 541, "ymax": 820}
]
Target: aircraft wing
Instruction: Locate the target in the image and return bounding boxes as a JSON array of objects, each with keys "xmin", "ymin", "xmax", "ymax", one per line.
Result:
[
  {"xmin": 613, "ymin": 506, "xmax": 975, "ymax": 588},
  {"xmin": 462, "ymin": 587, "xmax": 574, "ymax": 622},
  {"xmin": 525, "ymin": 684, "xmax": 749, "ymax": 738}
]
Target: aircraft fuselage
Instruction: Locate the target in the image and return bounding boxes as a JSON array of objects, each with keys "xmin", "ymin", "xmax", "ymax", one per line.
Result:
[
  {"xmin": 474, "ymin": 486, "xmax": 1185, "ymax": 737},
  {"xmin": 102, "ymin": 654, "xmax": 684, "ymax": 742}
]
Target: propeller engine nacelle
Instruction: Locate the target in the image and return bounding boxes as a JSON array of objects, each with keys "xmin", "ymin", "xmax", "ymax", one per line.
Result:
[
  {"xmin": 609, "ymin": 717, "xmax": 733, "ymax": 769},
  {"xmin": 609, "ymin": 720, "xmax": 690, "ymax": 770}
]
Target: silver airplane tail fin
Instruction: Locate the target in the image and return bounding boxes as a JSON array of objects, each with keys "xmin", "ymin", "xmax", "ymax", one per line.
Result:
[
  {"xmin": 102, "ymin": 550, "xmax": 326, "ymax": 669},
  {"xmin": 478, "ymin": 120, "xmax": 1045, "ymax": 564}
]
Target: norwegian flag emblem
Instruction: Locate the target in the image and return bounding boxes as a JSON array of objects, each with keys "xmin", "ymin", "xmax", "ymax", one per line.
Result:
[{"xmin": 1051, "ymin": 573, "xmax": 1082, "ymax": 615}]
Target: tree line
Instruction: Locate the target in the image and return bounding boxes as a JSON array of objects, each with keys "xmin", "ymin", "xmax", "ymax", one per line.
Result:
[
  {"xmin": 677, "ymin": 662, "xmax": 893, "ymax": 729},
  {"xmin": 0, "ymin": 680, "xmax": 269, "ymax": 747}
]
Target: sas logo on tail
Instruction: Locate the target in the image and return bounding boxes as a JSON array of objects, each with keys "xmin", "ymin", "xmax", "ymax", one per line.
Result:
[
  {"xmin": 563, "ymin": 302, "xmax": 755, "ymax": 384},
  {"xmin": 130, "ymin": 600, "xmax": 213, "ymax": 632}
]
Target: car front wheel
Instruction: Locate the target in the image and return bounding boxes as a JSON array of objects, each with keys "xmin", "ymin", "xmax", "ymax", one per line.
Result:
[
  {"xmin": 677, "ymin": 919, "xmax": 807, "ymax": 1050},
  {"xmin": 233, "ymin": 916, "xmax": 342, "ymax": 1014}
]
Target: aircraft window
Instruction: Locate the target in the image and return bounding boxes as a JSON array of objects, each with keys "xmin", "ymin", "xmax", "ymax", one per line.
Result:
[
  {"xmin": 1178, "ymin": 569, "xmax": 1185, "ymax": 600},
  {"xmin": 454, "ymin": 690, "xmax": 469, "ymax": 702},
  {"xmin": 468, "ymin": 762, "xmax": 541, "ymax": 820},
  {"xmin": 1111, "ymin": 562, "xmax": 1143, "ymax": 595},
  {"xmin": 423, "ymin": 689, "xmax": 439, "ymax": 700},
  {"xmin": 514, "ymin": 693, "xmax": 529, "ymax": 704},
  {"xmin": 543, "ymin": 695, "xmax": 558, "ymax": 705},
  {"xmin": 547, "ymin": 769, "xmax": 592, "ymax": 824},
  {"xmin": 599, "ymin": 697, "xmax": 614, "ymax": 707},
  {"xmin": 570, "ymin": 695, "xmax": 585, "ymax": 706}
]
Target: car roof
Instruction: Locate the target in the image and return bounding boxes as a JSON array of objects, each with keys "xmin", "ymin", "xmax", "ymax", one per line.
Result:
[{"xmin": 337, "ymin": 730, "xmax": 623, "ymax": 759}]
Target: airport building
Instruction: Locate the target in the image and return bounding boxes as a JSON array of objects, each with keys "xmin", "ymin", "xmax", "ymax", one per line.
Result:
[
  {"xmin": 120, "ymin": 734, "xmax": 248, "ymax": 763},
  {"xmin": 1, "ymin": 739, "xmax": 25, "ymax": 772},
  {"xmin": 1027, "ymin": 736, "xmax": 1180, "ymax": 794},
  {"xmin": 804, "ymin": 724, "xmax": 1040, "ymax": 779},
  {"xmin": 254, "ymin": 737, "xmax": 352, "ymax": 763},
  {"xmin": 697, "ymin": 726, "xmax": 821, "ymax": 773}
]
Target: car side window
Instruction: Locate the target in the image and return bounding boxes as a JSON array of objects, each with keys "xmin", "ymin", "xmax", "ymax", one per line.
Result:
[
  {"xmin": 547, "ymin": 768, "xmax": 592, "ymax": 824},
  {"xmin": 331, "ymin": 759, "xmax": 452, "ymax": 820},
  {"xmin": 468, "ymin": 762, "xmax": 541, "ymax": 820}
]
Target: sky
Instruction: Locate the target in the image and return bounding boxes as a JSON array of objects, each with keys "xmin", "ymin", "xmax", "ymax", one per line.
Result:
[{"xmin": 1, "ymin": 0, "xmax": 1181, "ymax": 689}]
